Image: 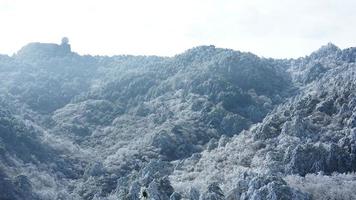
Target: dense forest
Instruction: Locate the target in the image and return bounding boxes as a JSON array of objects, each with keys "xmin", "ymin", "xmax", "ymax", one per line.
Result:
[{"xmin": 0, "ymin": 39, "xmax": 355, "ymax": 200}]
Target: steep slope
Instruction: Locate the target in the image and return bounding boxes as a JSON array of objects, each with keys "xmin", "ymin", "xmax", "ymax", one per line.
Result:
[{"xmin": 170, "ymin": 45, "xmax": 356, "ymax": 199}]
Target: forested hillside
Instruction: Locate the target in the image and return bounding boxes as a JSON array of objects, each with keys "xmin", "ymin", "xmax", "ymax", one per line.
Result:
[{"xmin": 0, "ymin": 40, "xmax": 355, "ymax": 200}]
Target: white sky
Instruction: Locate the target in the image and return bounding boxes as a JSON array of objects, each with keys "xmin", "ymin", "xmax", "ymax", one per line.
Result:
[{"xmin": 1, "ymin": 0, "xmax": 356, "ymax": 58}]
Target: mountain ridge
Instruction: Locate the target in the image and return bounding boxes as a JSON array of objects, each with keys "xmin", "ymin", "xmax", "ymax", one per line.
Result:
[{"xmin": 0, "ymin": 40, "xmax": 355, "ymax": 200}]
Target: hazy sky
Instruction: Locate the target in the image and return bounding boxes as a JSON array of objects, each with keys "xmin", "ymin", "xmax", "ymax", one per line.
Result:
[{"xmin": 1, "ymin": 0, "xmax": 356, "ymax": 58}]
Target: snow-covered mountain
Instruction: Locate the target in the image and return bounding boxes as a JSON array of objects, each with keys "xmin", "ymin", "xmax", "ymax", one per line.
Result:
[{"xmin": 0, "ymin": 40, "xmax": 355, "ymax": 200}]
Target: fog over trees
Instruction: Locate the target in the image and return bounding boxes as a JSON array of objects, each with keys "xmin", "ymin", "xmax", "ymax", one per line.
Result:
[{"xmin": 0, "ymin": 39, "xmax": 355, "ymax": 199}]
